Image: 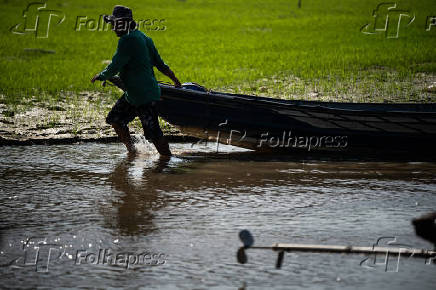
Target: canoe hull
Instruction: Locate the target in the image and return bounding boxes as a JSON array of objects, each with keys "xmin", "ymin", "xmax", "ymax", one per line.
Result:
[{"xmin": 158, "ymin": 85, "xmax": 436, "ymax": 155}]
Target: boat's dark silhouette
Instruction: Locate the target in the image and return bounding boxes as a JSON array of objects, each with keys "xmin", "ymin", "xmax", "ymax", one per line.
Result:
[{"xmin": 158, "ymin": 83, "xmax": 436, "ymax": 157}]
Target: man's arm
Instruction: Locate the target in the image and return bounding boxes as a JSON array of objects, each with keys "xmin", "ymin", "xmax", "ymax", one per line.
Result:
[
  {"xmin": 160, "ymin": 67, "xmax": 181, "ymax": 88},
  {"xmin": 148, "ymin": 38, "xmax": 181, "ymax": 87},
  {"xmin": 91, "ymin": 37, "xmax": 131, "ymax": 83}
]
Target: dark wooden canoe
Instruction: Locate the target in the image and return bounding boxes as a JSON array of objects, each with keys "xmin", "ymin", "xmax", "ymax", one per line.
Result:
[{"xmin": 157, "ymin": 83, "xmax": 436, "ymax": 155}]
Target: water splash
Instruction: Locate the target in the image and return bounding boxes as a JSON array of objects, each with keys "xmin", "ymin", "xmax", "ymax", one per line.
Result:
[{"xmin": 131, "ymin": 135, "xmax": 158, "ymax": 156}]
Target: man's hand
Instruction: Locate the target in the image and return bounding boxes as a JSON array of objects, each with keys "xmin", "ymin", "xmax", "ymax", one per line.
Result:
[
  {"xmin": 174, "ymin": 79, "xmax": 182, "ymax": 88},
  {"xmin": 161, "ymin": 68, "xmax": 182, "ymax": 88},
  {"xmin": 91, "ymin": 74, "xmax": 101, "ymax": 83}
]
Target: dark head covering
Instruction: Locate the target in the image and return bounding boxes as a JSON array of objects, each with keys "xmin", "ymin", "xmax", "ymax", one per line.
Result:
[{"xmin": 103, "ymin": 5, "xmax": 133, "ymax": 23}]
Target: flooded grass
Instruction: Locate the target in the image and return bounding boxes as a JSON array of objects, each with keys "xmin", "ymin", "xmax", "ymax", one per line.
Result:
[{"xmin": 0, "ymin": 89, "xmax": 178, "ymax": 142}]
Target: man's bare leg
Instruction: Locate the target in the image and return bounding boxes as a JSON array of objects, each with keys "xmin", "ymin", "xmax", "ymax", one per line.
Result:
[
  {"xmin": 152, "ymin": 137, "xmax": 172, "ymax": 157},
  {"xmin": 111, "ymin": 123, "xmax": 136, "ymax": 154}
]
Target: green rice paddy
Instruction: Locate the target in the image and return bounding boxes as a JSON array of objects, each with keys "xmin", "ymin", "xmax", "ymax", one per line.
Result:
[{"xmin": 0, "ymin": 0, "xmax": 435, "ymax": 134}]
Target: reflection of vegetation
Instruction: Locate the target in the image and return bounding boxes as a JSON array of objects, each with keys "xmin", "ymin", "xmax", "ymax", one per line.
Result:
[{"xmin": 0, "ymin": 0, "xmax": 434, "ymax": 103}]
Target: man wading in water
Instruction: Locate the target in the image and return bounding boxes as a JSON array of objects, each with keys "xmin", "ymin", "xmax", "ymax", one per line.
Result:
[{"xmin": 91, "ymin": 5, "xmax": 181, "ymax": 156}]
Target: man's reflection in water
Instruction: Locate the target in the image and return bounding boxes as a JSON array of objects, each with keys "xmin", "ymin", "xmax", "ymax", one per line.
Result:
[
  {"xmin": 106, "ymin": 155, "xmax": 171, "ymax": 236},
  {"xmin": 104, "ymin": 151, "xmax": 298, "ymax": 236}
]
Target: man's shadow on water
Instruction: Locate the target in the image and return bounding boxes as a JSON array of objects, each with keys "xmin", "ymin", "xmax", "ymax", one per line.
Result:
[{"xmin": 104, "ymin": 155, "xmax": 172, "ymax": 236}]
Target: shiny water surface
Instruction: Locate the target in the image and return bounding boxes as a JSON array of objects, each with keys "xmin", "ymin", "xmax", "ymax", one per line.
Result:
[{"xmin": 0, "ymin": 142, "xmax": 435, "ymax": 289}]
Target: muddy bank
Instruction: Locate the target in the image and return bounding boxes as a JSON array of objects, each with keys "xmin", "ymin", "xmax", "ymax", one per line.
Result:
[
  {"xmin": 0, "ymin": 92, "xmax": 197, "ymax": 146},
  {"xmin": 0, "ymin": 134, "xmax": 197, "ymax": 146},
  {"xmin": 2, "ymin": 75, "xmax": 435, "ymax": 146}
]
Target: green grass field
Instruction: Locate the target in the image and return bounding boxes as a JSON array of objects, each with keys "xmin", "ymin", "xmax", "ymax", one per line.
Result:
[{"xmin": 0, "ymin": 0, "xmax": 435, "ymax": 111}]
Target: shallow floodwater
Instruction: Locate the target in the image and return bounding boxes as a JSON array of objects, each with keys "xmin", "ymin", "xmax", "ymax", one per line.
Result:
[{"xmin": 0, "ymin": 141, "xmax": 435, "ymax": 289}]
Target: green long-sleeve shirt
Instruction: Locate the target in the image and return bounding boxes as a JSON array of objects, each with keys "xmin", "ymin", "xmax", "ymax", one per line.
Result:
[{"xmin": 98, "ymin": 29, "xmax": 169, "ymax": 106}]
